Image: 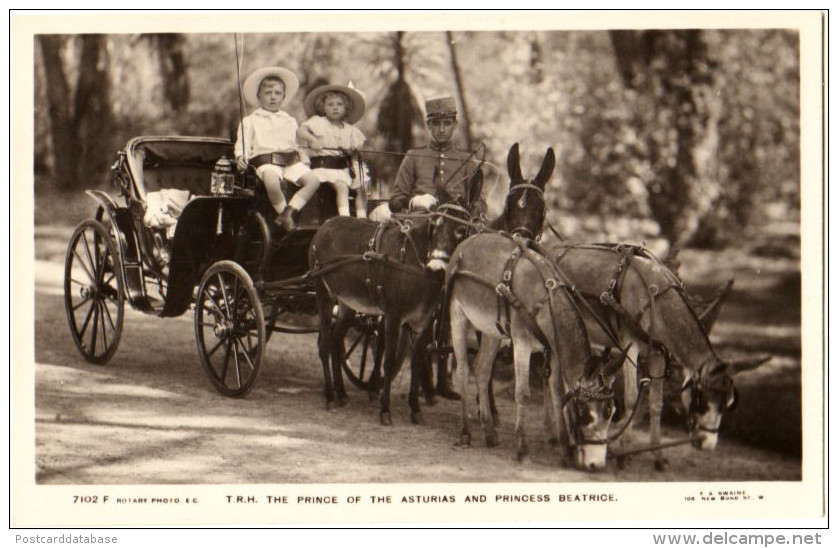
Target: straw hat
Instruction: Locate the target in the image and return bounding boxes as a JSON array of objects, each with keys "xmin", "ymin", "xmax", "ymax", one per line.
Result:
[
  {"xmin": 303, "ymin": 82, "xmax": 367, "ymax": 124},
  {"xmin": 242, "ymin": 66, "xmax": 300, "ymax": 108}
]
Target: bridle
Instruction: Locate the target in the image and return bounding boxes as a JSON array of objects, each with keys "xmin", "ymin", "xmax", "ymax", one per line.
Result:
[
  {"xmin": 507, "ymin": 180, "xmax": 546, "ymax": 241},
  {"xmin": 562, "ymin": 378, "xmax": 618, "ymax": 447},
  {"xmin": 681, "ymin": 358, "xmax": 735, "ymax": 434}
]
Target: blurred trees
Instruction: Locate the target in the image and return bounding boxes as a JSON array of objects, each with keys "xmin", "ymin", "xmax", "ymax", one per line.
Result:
[
  {"xmin": 33, "ymin": 29, "xmax": 800, "ymax": 247},
  {"xmin": 609, "ymin": 29, "xmax": 721, "ymax": 248},
  {"xmin": 38, "ymin": 34, "xmax": 113, "ymax": 190}
]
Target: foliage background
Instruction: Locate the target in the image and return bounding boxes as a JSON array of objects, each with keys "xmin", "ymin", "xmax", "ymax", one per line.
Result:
[{"xmin": 34, "ymin": 29, "xmax": 800, "ymax": 250}]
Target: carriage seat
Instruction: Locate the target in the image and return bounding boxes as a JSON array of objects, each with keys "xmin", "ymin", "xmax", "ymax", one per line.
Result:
[{"xmin": 129, "ymin": 139, "xmax": 233, "ymax": 200}]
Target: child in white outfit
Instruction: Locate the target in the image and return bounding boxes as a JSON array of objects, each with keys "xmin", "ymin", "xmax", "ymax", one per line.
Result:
[
  {"xmin": 298, "ymin": 83, "xmax": 368, "ymax": 218},
  {"xmin": 235, "ymin": 66, "xmax": 321, "ymax": 232}
]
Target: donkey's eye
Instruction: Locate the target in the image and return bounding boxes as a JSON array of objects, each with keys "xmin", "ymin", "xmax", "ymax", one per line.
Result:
[{"xmin": 455, "ymin": 227, "xmax": 468, "ymax": 239}]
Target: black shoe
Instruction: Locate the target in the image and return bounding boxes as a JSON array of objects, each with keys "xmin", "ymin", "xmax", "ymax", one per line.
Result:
[{"xmin": 277, "ymin": 206, "xmax": 300, "ymax": 231}]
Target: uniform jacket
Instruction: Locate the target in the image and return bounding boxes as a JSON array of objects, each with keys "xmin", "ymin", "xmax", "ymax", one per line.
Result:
[{"xmin": 390, "ymin": 141, "xmax": 486, "ymax": 214}]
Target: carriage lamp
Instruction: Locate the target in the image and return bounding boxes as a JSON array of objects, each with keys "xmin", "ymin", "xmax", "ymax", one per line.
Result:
[{"xmin": 211, "ymin": 157, "xmax": 236, "ymax": 196}]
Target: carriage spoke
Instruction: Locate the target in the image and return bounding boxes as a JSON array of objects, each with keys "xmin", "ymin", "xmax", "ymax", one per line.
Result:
[
  {"xmin": 72, "ymin": 295, "xmax": 93, "ymax": 311},
  {"xmin": 359, "ymin": 332, "xmax": 371, "ymax": 377},
  {"xmin": 217, "ymin": 273, "xmax": 231, "ymax": 317},
  {"xmin": 231, "ymin": 342, "xmax": 243, "ymax": 389},
  {"xmin": 78, "ymin": 299, "xmax": 96, "ymax": 340},
  {"xmin": 89, "ymin": 301, "xmax": 100, "ymax": 356},
  {"xmin": 101, "ymin": 298, "xmax": 116, "ymax": 332},
  {"xmin": 231, "ymin": 276, "xmax": 241, "ymax": 322},
  {"xmin": 81, "ymin": 232, "xmax": 97, "ymax": 280},
  {"xmin": 205, "ymin": 337, "xmax": 225, "ymax": 359},
  {"xmin": 234, "ymin": 338, "xmax": 255, "ymax": 372},
  {"xmin": 72, "ymin": 248, "xmax": 96, "ymax": 284},
  {"xmin": 346, "ymin": 331, "xmax": 363, "ymax": 356},
  {"xmin": 219, "ymin": 340, "xmax": 232, "ymax": 383},
  {"xmin": 99, "ymin": 301, "xmax": 109, "ymax": 351},
  {"xmin": 203, "ymin": 289, "xmax": 225, "ymax": 318},
  {"xmin": 96, "ymin": 246, "xmax": 109, "ymax": 284}
]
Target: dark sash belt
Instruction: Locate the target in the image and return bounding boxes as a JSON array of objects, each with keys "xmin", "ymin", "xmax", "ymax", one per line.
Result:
[
  {"xmin": 310, "ymin": 156, "xmax": 349, "ymax": 170},
  {"xmin": 250, "ymin": 151, "xmax": 298, "ymax": 168}
]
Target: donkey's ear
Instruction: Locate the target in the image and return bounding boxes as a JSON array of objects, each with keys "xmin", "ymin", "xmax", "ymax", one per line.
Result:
[
  {"xmin": 507, "ymin": 142, "xmax": 522, "ymax": 182},
  {"xmin": 467, "ymin": 169, "xmax": 484, "ymax": 210},
  {"xmin": 533, "ymin": 148, "xmax": 556, "ymax": 190}
]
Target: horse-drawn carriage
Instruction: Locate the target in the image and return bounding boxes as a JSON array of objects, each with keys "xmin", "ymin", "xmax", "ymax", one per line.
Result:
[
  {"xmin": 63, "ymin": 135, "xmax": 765, "ymax": 471},
  {"xmin": 63, "ymin": 135, "xmax": 384, "ymax": 397}
]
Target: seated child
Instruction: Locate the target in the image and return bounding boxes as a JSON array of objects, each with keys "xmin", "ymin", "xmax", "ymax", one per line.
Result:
[
  {"xmin": 298, "ymin": 82, "xmax": 368, "ymax": 218},
  {"xmin": 235, "ymin": 66, "xmax": 321, "ymax": 232}
]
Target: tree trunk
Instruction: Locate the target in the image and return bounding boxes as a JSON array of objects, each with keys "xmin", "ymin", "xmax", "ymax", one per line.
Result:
[
  {"xmin": 74, "ymin": 34, "xmax": 113, "ymax": 187},
  {"xmin": 609, "ymin": 30, "xmax": 721, "ymax": 248},
  {"xmin": 446, "ymin": 31, "xmax": 473, "ymax": 150},
  {"xmin": 38, "ymin": 34, "xmax": 113, "ymax": 190},
  {"xmin": 153, "ymin": 34, "xmax": 190, "ymax": 112},
  {"xmin": 38, "ymin": 35, "xmax": 78, "ymax": 190}
]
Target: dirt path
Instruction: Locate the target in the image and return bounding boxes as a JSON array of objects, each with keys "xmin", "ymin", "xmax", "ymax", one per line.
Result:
[{"xmin": 32, "ymin": 227, "xmax": 800, "ymax": 484}]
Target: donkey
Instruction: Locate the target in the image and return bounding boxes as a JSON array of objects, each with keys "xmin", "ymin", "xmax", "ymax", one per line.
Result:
[
  {"xmin": 544, "ymin": 243, "xmax": 769, "ymax": 468},
  {"xmin": 427, "ymin": 143, "xmax": 556, "ymax": 403},
  {"xmin": 445, "ymin": 147, "xmax": 625, "ymax": 470},
  {"xmin": 308, "ymin": 172, "xmax": 484, "ymax": 424}
]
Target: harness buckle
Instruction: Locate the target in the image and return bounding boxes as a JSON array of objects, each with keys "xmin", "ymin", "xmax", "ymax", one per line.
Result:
[
  {"xmin": 608, "ymin": 279, "xmax": 617, "ymax": 290},
  {"xmin": 600, "ymin": 291, "xmax": 613, "ymax": 306},
  {"xmin": 400, "ymin": 222, "xmax": 411, "ymax": 234},
  {"xmin": 545, "ymin": 278, "xmax": 557, "ymax": 291},
  {"xmin": 495, "ymin": 283, "xmax": 508, "ymax": 297},
  {"xmin": 649, "ymin": 283, "xmax": 659, "ymax": 296},
  {"xmin": 502, "ymin": 270, "xmax": 512, "ymax": 282}
]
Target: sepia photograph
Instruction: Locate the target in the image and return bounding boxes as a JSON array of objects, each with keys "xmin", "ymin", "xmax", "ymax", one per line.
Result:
[{"xmin": 11, "ymin": 10, "xmax": 825, "ymax": 526}]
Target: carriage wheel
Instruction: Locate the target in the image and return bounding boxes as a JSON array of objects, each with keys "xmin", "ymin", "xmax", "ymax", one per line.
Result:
[
  {"xmin": 63, "ymin": 219, "xmax": 125, "ymax": 365},
  {"xmin": 195, "ymin": 261, "xmax": 265, "ymax": 398},
  {"xmin": 341, "ymin": 315, "xmax": 384, "ymax": 391}
]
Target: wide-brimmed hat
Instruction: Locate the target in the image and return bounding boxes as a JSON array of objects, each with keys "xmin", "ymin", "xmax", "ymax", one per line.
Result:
[
  {"xmin": 303, "ymin": 82, "xmax": 366, "ymax": 124},
  {"xmin": 242, "ymin": 66, "xmax": 300, "ymax": 108},
  {"xmin": 425, "ymin": 96, "xmax": 458, "ymax": 120}
]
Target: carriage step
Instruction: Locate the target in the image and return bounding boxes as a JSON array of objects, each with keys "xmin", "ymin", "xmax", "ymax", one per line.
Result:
[{"xmin": 128, "ymin": 294, "xmax": 165, "ymax": 314}]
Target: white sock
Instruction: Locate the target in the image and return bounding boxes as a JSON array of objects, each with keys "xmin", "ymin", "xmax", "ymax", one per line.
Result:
[{"xmin": 288, "ymin": 194, "xmax": 307, "ymax": 211}]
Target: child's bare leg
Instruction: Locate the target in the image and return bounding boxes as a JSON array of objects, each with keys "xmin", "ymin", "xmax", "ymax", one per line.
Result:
[
  {"xmin": 354, "ymin": 189, "xmax": 367, "ymax": 219},
  {"xmin": 331, "ymin": 181, "xmax": 351, "ymax": 217},
  {"xmin": 260, "ymin": 168, "xmax": 287, "ymax": 215},
  {"xmin": 288, "ymin": 172, "xmax": 321, "ymax": 211}
]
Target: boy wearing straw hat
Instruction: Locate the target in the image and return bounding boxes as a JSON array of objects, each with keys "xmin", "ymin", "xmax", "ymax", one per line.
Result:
[{"xmin": 235, "ymin": 66, "xmax": 321, "ymax": 232}]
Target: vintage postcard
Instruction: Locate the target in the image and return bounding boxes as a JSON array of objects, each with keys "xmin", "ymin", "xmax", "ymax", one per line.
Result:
[{"xmin": 11, "ymin": 10, "xmax": 825, "ymax": 527}]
